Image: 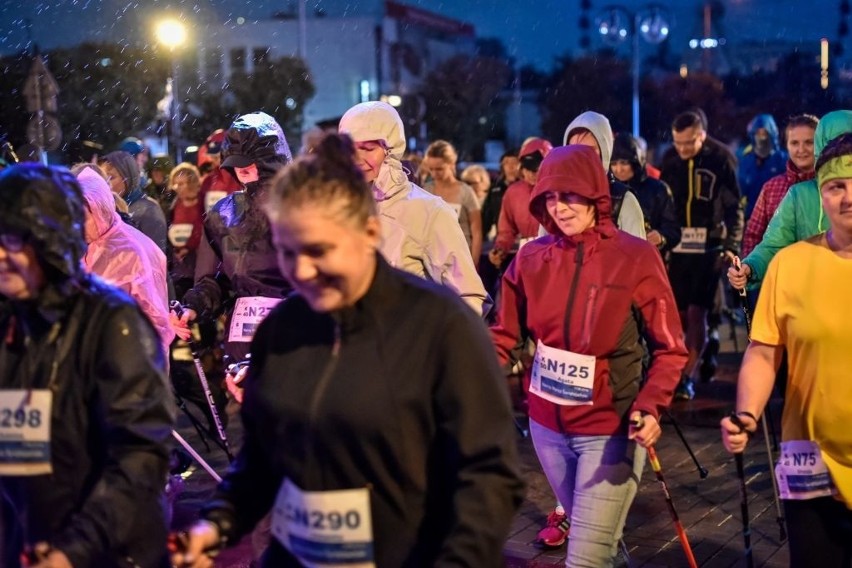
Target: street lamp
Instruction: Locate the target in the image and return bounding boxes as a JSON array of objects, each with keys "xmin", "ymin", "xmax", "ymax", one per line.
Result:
[
  {"xmin": 597, "ymin": 4, "xmax": 670, "ymax": 138},
  {"xmin": 155, "ymin": 18, "xmax": 187, "ymax": 162}
]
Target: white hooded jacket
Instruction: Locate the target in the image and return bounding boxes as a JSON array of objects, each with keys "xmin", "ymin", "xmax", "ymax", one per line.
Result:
[{"xmin": 339, "ymin": 102, "xmax": 490, "ymax": 316}]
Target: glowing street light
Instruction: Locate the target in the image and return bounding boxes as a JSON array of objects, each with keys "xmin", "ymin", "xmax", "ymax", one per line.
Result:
[
  {"xmin": 155, "ymin": 18, "xmax": 187, "ymax": 162},
  {"xmin": 155, "ymin": 19, "xmax": 187, "ymax": 50},
  {"xmin": 597, "ymin": 4, "xmax": 670, "ymax": 138}
]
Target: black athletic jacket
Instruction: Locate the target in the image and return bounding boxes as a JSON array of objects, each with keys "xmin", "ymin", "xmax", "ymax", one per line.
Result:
[{"xmin": 202, "ymin": 256, "xmax": 524, "ymax": 567}]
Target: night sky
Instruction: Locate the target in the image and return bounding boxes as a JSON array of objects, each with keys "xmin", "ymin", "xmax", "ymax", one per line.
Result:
[{"xmin": 0, "ymin": 0, "xmax": 842, "ymax": 70}]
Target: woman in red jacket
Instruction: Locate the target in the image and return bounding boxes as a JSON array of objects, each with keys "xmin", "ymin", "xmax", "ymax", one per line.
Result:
[{"xmin": 491, "ymin": 145, "xmax": 687, "ymax": 567}]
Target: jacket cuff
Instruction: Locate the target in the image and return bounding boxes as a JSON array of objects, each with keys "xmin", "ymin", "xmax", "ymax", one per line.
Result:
[
  {"xmin": 631, "ymin": 402, "xmax": 660, "ymax": 422},
  {"xmin": 51, "ymin": 534, "xmax": 93, "ymax": 568}
]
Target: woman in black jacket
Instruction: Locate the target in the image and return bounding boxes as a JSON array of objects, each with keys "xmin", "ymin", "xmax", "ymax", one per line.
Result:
[
  {"xmin": 0, "ymin": 164, "xmax": 175, "ymax": 568},
  {"xmin": 173, "ymin": 134, "xmax": 523, "ymax": 568}
]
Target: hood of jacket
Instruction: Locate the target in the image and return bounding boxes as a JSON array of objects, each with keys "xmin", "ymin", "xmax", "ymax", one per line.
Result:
[
  {"xmin": 0, "ymin": 164, "xmax": 87, "ymax": 287},
  {"xmin": 518, "ymin": 137, "xmax": 553, "ymax": 172},
  {"xmin": 338, "ymin": 101, "xmax": 410, "ymax": 202},
  {"xmin": 610, "ymin": 132, "xmax": 646, "ymax": 183},
  {"xmin": 530, "ymin": 145, "xmax": 617, "ymax": 238},
  {"xmin": 746, "ymin": 114, "xmax": 781, "ymax": 151},
  {"xmin": 77, "ymin": 167, "xmax": 173, "ymax": 350},
  {"xmin": 562, "ymin": 111, "xmax": 614, "ymax": 172},
  {"xmin": 815, "ymin": 110, "xmax": 852, "ymax": 160},
  {"xmin": 77, "ymin": 167, "xmax": 120, "ymax": 240},
  {"xmin": 221, "ymin": 112, "xmax": 292, "ymax": 196}
]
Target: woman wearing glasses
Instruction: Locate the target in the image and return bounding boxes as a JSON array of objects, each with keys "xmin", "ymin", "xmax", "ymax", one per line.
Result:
[{"xmin": 0, "ymin": 164, "xmax": 174, "ymax": 568}]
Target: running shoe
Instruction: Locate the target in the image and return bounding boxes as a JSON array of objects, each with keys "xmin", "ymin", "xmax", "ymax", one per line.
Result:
[{"xmin": 536, "ymin": 509, "xmax": 570, "ymax": 548}]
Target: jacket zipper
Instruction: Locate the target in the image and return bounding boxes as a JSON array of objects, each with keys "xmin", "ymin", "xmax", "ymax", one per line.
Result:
[
  {"xmin": 304, "ymin": 320, "xmax": 342, "ymax": 482},
  {"xmin": 686, "ymin": 159, "xmax": 694, "ymax": 228},
  {"xmin": 556, "ymin": 241, "xmax": 585, "ymax": 432}
]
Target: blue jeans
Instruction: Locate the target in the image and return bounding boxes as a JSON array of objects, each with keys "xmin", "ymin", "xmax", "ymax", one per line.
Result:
[{"xmin": 531, "ymin": 419, "xmax": 646, "ymax": 567}]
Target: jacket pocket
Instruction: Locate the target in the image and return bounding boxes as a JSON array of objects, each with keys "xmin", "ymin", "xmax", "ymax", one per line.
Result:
[
  {"xmin": 694, "ymin": 168, "xmax": 718, "ymax": 202},
  {"xmin": 580, "ymin": 285, "xmax": 598, "ymax": 351}
]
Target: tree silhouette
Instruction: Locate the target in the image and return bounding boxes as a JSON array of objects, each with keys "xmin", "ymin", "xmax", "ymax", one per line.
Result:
[
  {"xmin": 183, "ymin": 56, "xmax": 315, "ymax": 147},
  {"xmin": 49, "ymin": 43, "xmax": 170, "ymax": 152},
  {"xmin": 0, "ymin": 43, "xmax": 169, "ymax": 155},
  {"xmin": 419, "ymin": 54, "xmax": 512, "ymax": 160},
  {"xmin": 539, "ymin": 52, "xmax": 631, "ymax": 144}
]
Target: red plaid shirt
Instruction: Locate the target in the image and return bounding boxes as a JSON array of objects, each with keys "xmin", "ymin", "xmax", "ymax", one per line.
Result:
[{"xmin": 742, "ymin": 160, "xmax": 815, "ymax": 257}]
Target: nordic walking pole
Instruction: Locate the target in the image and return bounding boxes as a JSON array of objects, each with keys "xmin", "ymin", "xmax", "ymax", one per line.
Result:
[
  {"xmin": 733, "ymin": 256, "xmax": 787, "ymax": 541},
  {"xmin": 760, "ymin": 410, "xmax": 787, "ymax": 541},
  {"xmin": 171, "ymin": 301, "xmax": 234, "ymax": 462},
  {"xmin": 662, "ymin": 407, "xmax": 709, "ymax": 479},
  {"xmin": 729, "ymin": 413, "xmax": 755, "ymax": 568},
  {"xmin": 172, "ymin": 431, "xmax": 222, "ymax": 483},
  {"xmin": 632, "ymin": 417, "xmax": 698, "ymax": 568},
  {"xmin": 733, "ymin": 257, "xmax": 752, "ymax": 332}
]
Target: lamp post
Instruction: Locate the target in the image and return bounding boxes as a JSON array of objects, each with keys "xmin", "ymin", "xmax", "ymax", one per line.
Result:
[
  {"xmin": 596, "ymin": 4, "xmax": 670, "ymax": 139},
  {"xmin": 155, "ymin": 18, "xmax": 187, "ymax": 162}
]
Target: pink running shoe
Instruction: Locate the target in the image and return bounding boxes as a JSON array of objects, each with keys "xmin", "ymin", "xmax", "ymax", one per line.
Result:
[{"xmin": 536, "ymin": 509, "xmax": 570, "ymax": 548}]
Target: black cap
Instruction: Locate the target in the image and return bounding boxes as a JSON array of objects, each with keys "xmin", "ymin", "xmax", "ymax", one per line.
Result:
[
  {"xmin": 519, "ymin": 151, "xmax": 544, "ymax": 172},
  {"xmin": 220, "ymin": 153, "xmax": 254, "ymax": 169}
]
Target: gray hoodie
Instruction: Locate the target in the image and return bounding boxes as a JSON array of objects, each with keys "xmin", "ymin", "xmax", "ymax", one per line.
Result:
[{"xmin": 563, "ymin": 111, "xmax": 647, "ymax": 239}]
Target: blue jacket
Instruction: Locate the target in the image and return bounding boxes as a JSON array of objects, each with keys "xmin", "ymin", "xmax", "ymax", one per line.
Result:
[{"xmin": 738, "ymin": 114, "xmax": 787, "ymax": 218}]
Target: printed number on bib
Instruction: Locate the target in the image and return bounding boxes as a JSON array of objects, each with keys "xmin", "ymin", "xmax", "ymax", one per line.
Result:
[
  {"xmin": 168, "ymin": 223, "xmax": 194, "ymax": 247},
  {"xmin": 0, "ymin": 390, "xmax": 52, "ymax": 476},
  {"xmin": 228, "ymin": 296, "xmax": 282, "ymax": 343},
  {"xmin": 672, "ymin": 227, "xmax": 707, "ymax": 254},
  {"xmin": 530, "ymin": 340, "xmax": 595, "ymax": 406},
  {"xmin": 272, "ymin": 478, "xmax": 375, "ymax": 568},
  {"xmin": 775, "ymin": 440, "xmax": 837, "ymax": 500}
]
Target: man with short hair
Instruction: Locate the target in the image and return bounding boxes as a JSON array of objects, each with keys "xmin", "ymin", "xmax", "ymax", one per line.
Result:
[{"xmin": 661, "ymin": 111, "xmax": 743, "ymax": 400}]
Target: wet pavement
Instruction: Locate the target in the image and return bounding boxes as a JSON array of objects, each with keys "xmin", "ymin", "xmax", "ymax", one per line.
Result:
[{"xmin": 172, "ymin": 316, "xmax": 790, "ymax": 567}]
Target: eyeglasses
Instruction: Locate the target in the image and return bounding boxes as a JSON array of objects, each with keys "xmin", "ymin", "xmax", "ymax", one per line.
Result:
[
  {"xmin": 0, "ymin": 233, "xmax": 26, "ymax": 252},
  {"xmin": 672, "ymin": 137, "xmax": 702, "ymax": 148}
]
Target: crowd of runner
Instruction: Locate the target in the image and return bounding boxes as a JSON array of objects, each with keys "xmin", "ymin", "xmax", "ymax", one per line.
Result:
[{"xmin": 0, "ymin": 101, "xmax": 849, "ymax": 568}]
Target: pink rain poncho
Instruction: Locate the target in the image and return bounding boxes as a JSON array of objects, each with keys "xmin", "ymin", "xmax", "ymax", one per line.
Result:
[{"xmin": 77, "ymin": 167, "xmax": 174, "ymax": 357}]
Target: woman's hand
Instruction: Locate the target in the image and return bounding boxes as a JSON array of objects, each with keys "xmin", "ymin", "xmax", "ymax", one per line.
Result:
[
  {"xmin": 727, "ymin": 261, "xmax": 751, "ymax": 290},
  {"xmin": 628, "ymin": 411, "xmax": 661, "ymax": 448},
  {"xmin": 225, "ymin": 364, "xmax": 248, "ymax": 404},
  {"xmin": 488, "ymin": 248, "xmax": 506, "ymax": 269},
  {"xmin": 721, "ymin": 413, "xmax": 757, "ymax": 454},
  {"xmin": 169, "ymin": 306, "xmax": 197, "ymax": 342},
  {"xmin": 170, "ymin": 521, "xmax": 221, "ymax": 568},
  {"xmin": 646, "ymin": 230, "xmax": 663, "ymax": 247}
]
